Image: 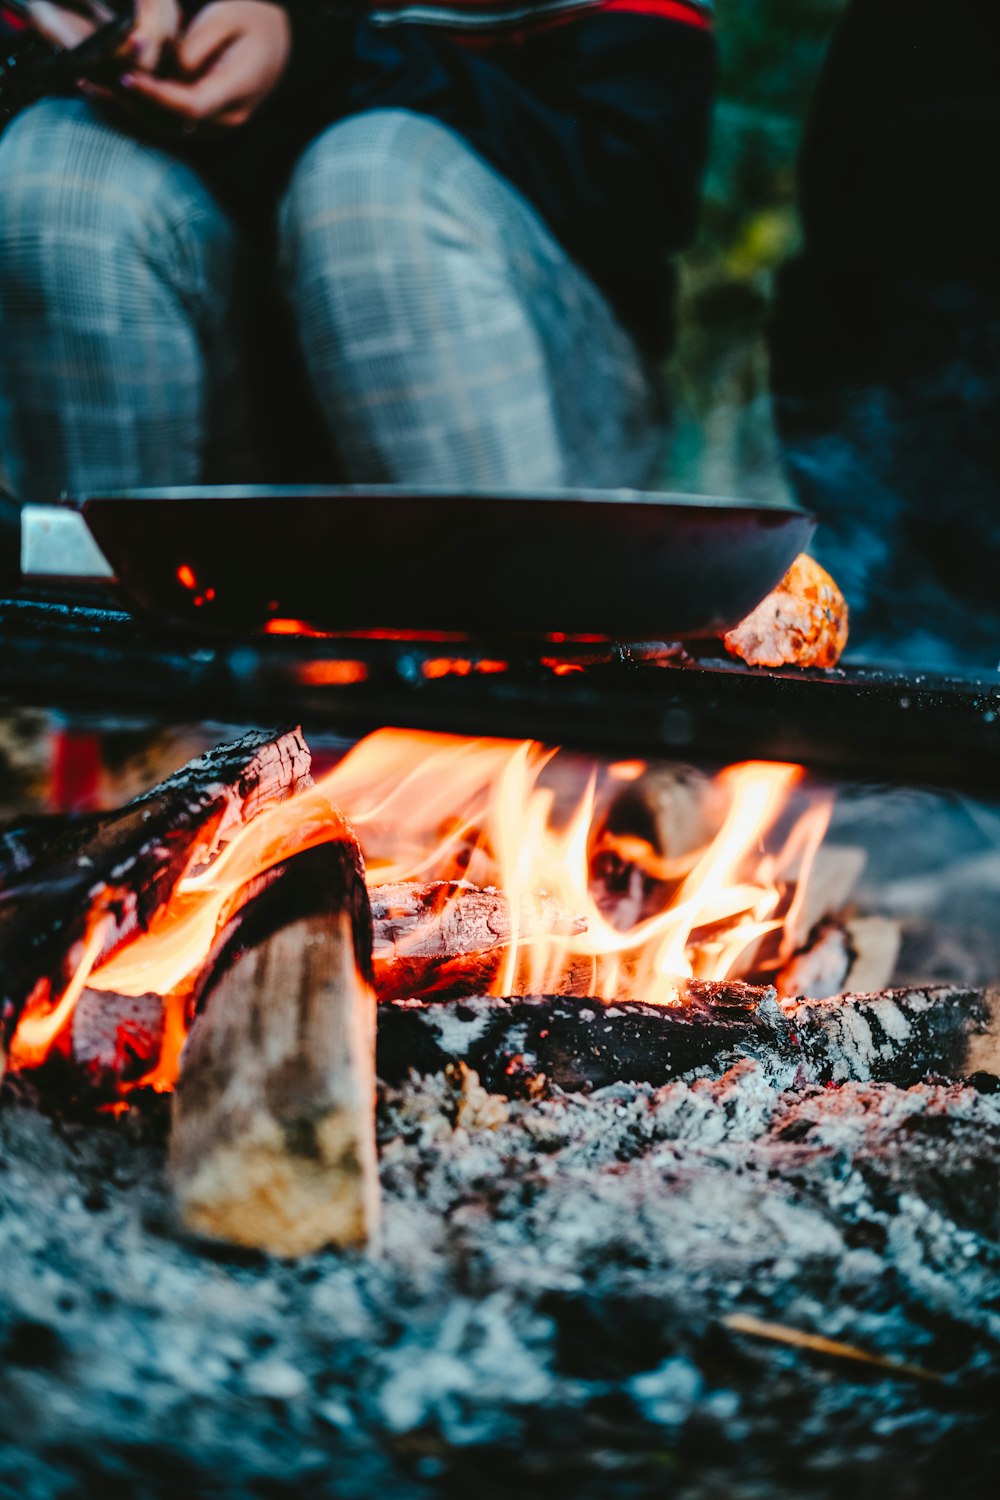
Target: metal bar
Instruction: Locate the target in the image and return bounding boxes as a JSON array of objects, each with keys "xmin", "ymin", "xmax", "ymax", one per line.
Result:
[{"xmin": 1, "ymin": 592, "xmax": 998, "ymax": 791}]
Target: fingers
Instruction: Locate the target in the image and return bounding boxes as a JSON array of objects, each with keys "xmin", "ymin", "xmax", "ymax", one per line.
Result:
[
  {"xmin": 173, "ymin": 2, "xmax": 244, "ymax": 76},
  {"xmin": 121, "ymin": 0, "xmax": 183, "ymax": 72},
  {"xmin": 121, "ymin": 64, "xmax": 240, "ymax": 122},
  {"xmin": 78, "ymin": 77, "xmax": 142, "ymax": 117},
  {"xmin": 96, "ymin": 3, "xmax": 292, "ymax": 129}
]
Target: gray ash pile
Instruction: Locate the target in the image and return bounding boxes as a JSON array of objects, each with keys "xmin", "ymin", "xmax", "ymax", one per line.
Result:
[{"xmin": 2, "ymin": 1052, "xmax": 998, "ymax": 1499}]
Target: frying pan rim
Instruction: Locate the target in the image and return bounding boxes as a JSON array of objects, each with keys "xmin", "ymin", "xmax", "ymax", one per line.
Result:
[{"xmin": 74, "ymin": 484, "xmax": 816, "ymax": 520}]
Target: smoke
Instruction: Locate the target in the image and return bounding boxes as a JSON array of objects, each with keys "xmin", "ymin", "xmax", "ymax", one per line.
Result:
[{"xmin": 775, "ymin": 279, "xmax": 1000, "ymax": 673}]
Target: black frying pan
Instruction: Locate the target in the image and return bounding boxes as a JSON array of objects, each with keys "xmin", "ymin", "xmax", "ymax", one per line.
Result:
[{"xmin": 1, "ymin": 486, "xmax": 815, "ymax": 637}]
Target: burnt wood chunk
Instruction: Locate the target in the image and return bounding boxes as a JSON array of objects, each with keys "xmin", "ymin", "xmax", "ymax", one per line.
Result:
[
  {"xmin": 170, "ymin": 838, "xmax": 379, "ymax": 1257},
  {"xmin": 377, "ymin": 983, "xmax": 998, "ymax": 1095},
  {"xmin": 370, "ymin": 880, "xmax": 585, "ymax": 1002},
  {"xmin": 0, "ymin": 726, "xmax": 312, "ymax": 1073},
  {"xmin": 71, "ymin": 988, "xmax": 166, "ymax": 1084}
]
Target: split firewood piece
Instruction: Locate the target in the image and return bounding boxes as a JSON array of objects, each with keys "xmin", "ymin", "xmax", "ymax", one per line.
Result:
[
  {"xmin": 841, "ymin": 917, "xmax": 902, "ymax": 995},
  {"xmin": 370, "ymin": 880, "xmax": 586, "ymax": 1002},
  {"xmin": 747, "ymin": 844, "xmax": 870, "ymax": 994},
  {"xmin": 377, "ymin": 982, "xmax": 998, "ymax": 1095},
  {"xmin": 591, "ymin": 764, "xmax": 727, "ymax": 928},
  {"xmin": 597, "ymin": 764, "xmax": 727, "ymax": 875},
  {"xmin": 170, "ymin": 837, "xmax": 379, "ymax": 1257},
  {"xmin": 1, "ymin": 726, "xmax": 312, "ymax": 1075},
  {"xmin": 781, "ymin": 845, "xmax": 866, "ymax": 955},
  {"xmin": 778, "ymin": 915, "xmax": 901, "ymax": 1001}
]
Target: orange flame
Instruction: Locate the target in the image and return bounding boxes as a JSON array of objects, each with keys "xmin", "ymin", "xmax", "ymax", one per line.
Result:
[
  {"xmin": 10, "ymin": 730, "xmax": 832, "ymax": 1089},
  {"xmin": 9, "ymin": 913, "xmax": 113, "ymax": 1069}
]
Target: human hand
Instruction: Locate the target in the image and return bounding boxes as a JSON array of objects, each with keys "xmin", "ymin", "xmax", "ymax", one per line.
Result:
[
  {"xmin": 28, "ymin": 0, "xmax": 182, "ymax": 73},
  {"xmin": 118, "ymin": 0, "xmax": 291, "ymax": 128}
]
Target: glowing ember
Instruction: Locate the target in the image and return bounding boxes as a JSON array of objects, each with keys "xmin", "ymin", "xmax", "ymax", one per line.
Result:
[{"xmin": 10, "ymin": 730, "xmax": 834, "ymax": 1089}]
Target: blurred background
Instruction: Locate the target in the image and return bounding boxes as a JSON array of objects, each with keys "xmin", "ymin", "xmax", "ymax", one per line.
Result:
[{"xmin": 664, "ymin": 0, "xmax": 844, "ymax": 503}]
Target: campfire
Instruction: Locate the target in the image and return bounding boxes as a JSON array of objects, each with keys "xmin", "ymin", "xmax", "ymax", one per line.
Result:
[
  {"xmin": 2, "ymin": 726, "xmax": 996, "ymax": 1259},
  {"xmin": 2, "ymin": 719, "xmax": 999, "ymax": 1494}
]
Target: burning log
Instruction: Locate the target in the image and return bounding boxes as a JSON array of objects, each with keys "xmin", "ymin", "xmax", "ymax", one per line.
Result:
[
  {"xmin": 781, "ymin": 845, "xmax": 866, "ymax": 954},
  {"xmin": 376, "ymin": 983, "xmax": 1000, "ymax": 1095},
  {"xmin": 0, "ymin": 727, "xmax": 312, "ymax": 1073},
  {"xmin": 71, "ymin": 988, "xmax": 166, "ymax": 1085},
  {"xmin": 590, "ymin": 763, "xmax": 727, "ymax": 928},
  {"xmin": 170, "ymin": 839, "xmax": 379, "ymax": 1257},
  {"xmin": 371, "ymin": 880, "xmax": 585, "ymax": 1002}
]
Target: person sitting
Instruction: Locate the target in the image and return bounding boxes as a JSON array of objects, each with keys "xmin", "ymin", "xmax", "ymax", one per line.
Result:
[{"xmin": 0, "ymin": 0, "xmax": 715, "ymax": 502}]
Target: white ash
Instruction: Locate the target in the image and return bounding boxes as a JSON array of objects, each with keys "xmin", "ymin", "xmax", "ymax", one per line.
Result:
[{"xmin": 1, "ymin": 1057, "xmax": 998, "ymax": 1500}]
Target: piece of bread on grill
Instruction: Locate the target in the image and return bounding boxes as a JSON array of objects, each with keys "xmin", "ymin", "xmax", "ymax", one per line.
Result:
[{"xmin": 722, "ymin": 554, "xmax": 848, "ymax": 670}]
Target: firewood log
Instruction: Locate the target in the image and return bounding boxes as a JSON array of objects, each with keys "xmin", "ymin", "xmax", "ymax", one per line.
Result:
[
  {"xmin": 170, "ymin": 839, "xmax": 378, "ymax": 1257},
  {"xmin": 781, "ymin": 846, "xmax": 866, "ymax": 954},
  {"xmin": 841, "ymin": 917, "xmax": 902, "ymax": 995},
  {"xmin": 597, "ymin": 764, "xmax": 726, "ymax": 875},
  {"xmin": 376, "ymin": 983, "xmax": 999, "ymax": 1095},
  {"xmin": 590, "ymin": 763, "xmax": 727, "ymax": 929},
  {"xmin": 0, "ymin": 727, "xmax": 312, "ymax": 1074},
  {"xmin": 71, "ymin": 988, "xmax": 165, "ymax": 1084},
  {"xmin": 370, "ymin": 880, "xmax": 585, "ymax": 1002}
]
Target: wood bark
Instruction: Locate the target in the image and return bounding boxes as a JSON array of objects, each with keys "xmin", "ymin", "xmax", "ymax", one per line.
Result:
[
  {"xmin": 170, "ymin": 838, "xmax": 378, "ymax": 1257},
  {"xmin": 376, "ymin": 983, "xmax": 999, "ymax": 1095},
  {"xmin": 0, "ymin": 726, "xmax": 312, "ymax": 1074},
  {"xmin": 783, "ymin": 984, "xmax": 1000, "ymax": 1084},
  {"xmin": 377, "ymin": 982, "xmax": 784, "ymax": 1095}
]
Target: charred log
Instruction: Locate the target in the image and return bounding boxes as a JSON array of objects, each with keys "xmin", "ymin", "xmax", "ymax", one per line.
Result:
[
  {"xmin": 170, "ymin": 838, "xmax": 378, "ymax": 1257},
  {"xmin": 377, "ymin": 983, "xmax": 998, "ymax": 1095},
  {"xmin": 67, "ymin": 880, "xmax": 585, "ymax": 1091},
  {"xmin": 0, "ymin": 727, "xmax": 312, "ymax": 1073},
  {"xmin": 377, "ymin": 983, "xmax": 786, "ymax": 1096}
]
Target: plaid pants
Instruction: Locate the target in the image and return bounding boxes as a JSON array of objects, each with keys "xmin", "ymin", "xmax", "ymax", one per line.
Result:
[{"xmin": 0, "ymin": 100, "xmax": 663, "ymax": 500}]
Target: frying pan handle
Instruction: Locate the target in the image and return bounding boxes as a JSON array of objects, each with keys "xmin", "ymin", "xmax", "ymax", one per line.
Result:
[{"xmin": 0, "ymin": 489, "xmax": 23, "ymax": 585}]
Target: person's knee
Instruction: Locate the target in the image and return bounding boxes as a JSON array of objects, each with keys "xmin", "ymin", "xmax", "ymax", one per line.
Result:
[
  {"xmin": 0, "ymin": 99, "xmax": 231, "ymax": 312},
  {"xmin": 280, "ymin": 108, "xmax": 493, "ymax": 288}
]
